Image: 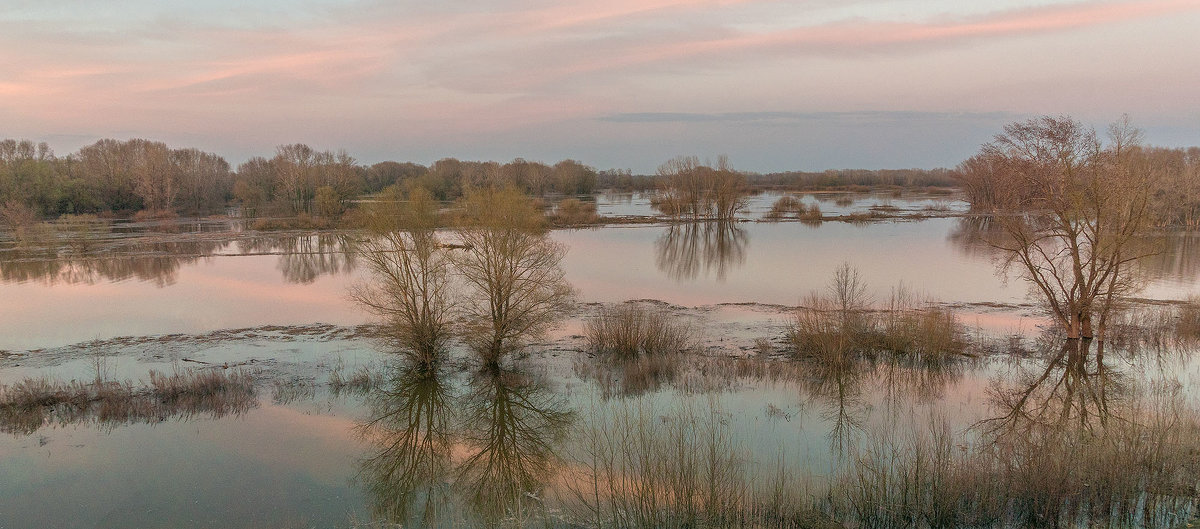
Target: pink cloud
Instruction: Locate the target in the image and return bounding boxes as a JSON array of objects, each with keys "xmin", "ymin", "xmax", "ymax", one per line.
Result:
[{"xmin": 479, "ymin": 0, "xmax": 1200, "ymax": 90}]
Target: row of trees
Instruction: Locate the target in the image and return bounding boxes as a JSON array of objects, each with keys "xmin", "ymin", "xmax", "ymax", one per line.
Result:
[
  {"xmin": 0, "ymin": 138, "xmax": 231, "ymax": 217},
  {"xmin": 0, "ymin": 137, "xmax": 604, "ymax": 222}
]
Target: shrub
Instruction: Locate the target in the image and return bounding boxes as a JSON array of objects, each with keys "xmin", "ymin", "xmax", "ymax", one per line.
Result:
[
  {"xmin": 552, "ymin": 197, "xmax": 599, "ymax": 225},
  {"xmin": 586, "ymin": 303, "xmax": 692, "ymax": 358},
  {"xmin": 765, "ymin": 195, "xmax": 805, "ymax": 220}
]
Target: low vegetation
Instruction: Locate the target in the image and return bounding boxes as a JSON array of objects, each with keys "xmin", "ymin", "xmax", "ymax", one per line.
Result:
[
  {"xmin": 831, "ymin": 383, "xmax": 1200, "ymax": 529},
  {"xmin": 0, "ymin": 368, "xmax": 257, "ymax": 435},
  {"xmin": 564, "ymin": 398, "xmax": 835, "ymax": 529},
  {"xmin": 764, "ymin": 195, "xmax": 823, "ymax": 222},
  {"xmin": 551, "ymin": 198, "xmax": 600, "ymax": 226},
  {"xmin": 787, "ymin": 264, "xmax": 966, "ymax": 361},
  {"xmin": 585, "ymin": 303, "xmax": 693, "ymax": 358}
]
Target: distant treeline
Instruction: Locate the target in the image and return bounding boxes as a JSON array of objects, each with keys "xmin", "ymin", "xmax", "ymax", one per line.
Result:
[
  {"xmin": 0, "ymin": 138, "xmax": 602, "ymax": 221},
  {"xmin": 956, "ymin": 142, "xmax": 1200, "ymax": 228},
  {"xmin": 3, "ymin": 136, "xmax": 965, "ymax": 225},
  {"xmin": 749, "ymin": 168, "xmax": 958, "ymax": 189}
]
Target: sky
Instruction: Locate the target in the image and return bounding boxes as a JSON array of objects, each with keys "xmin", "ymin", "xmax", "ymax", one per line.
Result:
[{"xmin": 1, "ymin": 0, "xmax": 1198, "ymax": 173}]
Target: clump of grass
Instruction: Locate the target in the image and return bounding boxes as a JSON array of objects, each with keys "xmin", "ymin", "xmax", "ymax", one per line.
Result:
[
  {"xmin": 585, "ymin": 303, "xmax": 693, "ymax": 358},
  {"xmin": 552, "ymin": 198, "xmax": 600, "ymax": 226},
  {"xmin": 329, "ymin": 361, "xmax": 385, "ymax": 397},
  {"xmin": 799, "ymin": 203, "xmax": 822, "ymax": 224},
  {"xmin": 786, "ymin": 265, "xmax": 966, "ymax": 361},
  {"xmin": 874, "ymin": 286, "xmax": 965, "ymax": 358},
  {"xmin": 765, "ymin": 195, "xmax": 804, "ymax": 220},
  {"xmin": 581, "ymin": 303, "xmax": 694, "ymax": 397}
]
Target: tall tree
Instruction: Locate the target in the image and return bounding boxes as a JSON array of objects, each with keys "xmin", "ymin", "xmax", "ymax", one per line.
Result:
[
  {"xmin": 954, "ymin": 116, "xmax": 1158, "ymax": 339},
  {"xmin": 451, "ymin": 186, "xmax": 573, "ymax": 365}
]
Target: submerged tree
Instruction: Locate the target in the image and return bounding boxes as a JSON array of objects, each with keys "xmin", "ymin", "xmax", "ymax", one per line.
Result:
[
  {"xmin": 452, "ymin": 186, "xmax": 573, "ymax": 365},
  {"xmin": 954, "ymin": 116, "xmax": 1159, "ymax": 339},
  {"xmin": 350, "ymin": 187, "xmax": 455, "ymax": 366},
  {"xmin": 652, "ymin": 155, "xmax": 748, "ymax": 220}
]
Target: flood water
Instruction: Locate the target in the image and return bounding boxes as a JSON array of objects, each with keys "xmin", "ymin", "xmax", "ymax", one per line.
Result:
[{"xmin": 1, "ymin": 191, "xmax": 1198, "ymax": 528}]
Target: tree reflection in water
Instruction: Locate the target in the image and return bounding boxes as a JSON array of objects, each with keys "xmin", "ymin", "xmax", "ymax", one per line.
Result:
[
  {"xmin": 0, "ymin": 231, "xmax": 358, "ymax": 286},
  {"xmin": 0, "ymin": 238, "xmax": 233, "ymax": 286},
  {"xmin": 356, "ymin": 362, "xmax": 454, "ymax": 525},
  {"xmin": 796, "ymin": 349, "xmax": 967, "ymax": 459},
  {"xmin": 981, "ymin": 338, "xmax": 1123, "ymax": 440},
  {"xmin": 241, "ymin": 233, "xmax": 357, "ymax": 284},
  {"xmin": 458, "ymin": 366, "xmax": 573, "ymax": 522},
  {"xmin": 356, "ymin": 362, "xmax": 572, "ymax": 527},
  {"xmin": 655, "ymin": 220, "xmax": 747, "ymax": 281}
]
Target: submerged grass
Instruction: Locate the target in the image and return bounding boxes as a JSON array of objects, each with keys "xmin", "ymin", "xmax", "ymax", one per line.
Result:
[
  {"xmin": 0, "ymin": 368, "xmax": 257, "ymax": 435},
  {"xmin": 580, "ymin": 303, "xmax": 696, "ymax": 398},
  {"xmin": 786, "ymin": 266, "xmax": 967, "ymax": 362},
  {"xmin": 830, "ymin": 377, "xmax": 1200, "ymax": 529},
  {"xmin": 563, "ymin": 397, "xmax": 835, "ymax": 529}
]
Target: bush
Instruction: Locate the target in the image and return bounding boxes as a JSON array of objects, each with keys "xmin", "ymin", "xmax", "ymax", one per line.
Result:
[
  {"xmin": 552, "ymin": 197, "xmax": 599, "ymax": 225},
  {"xmin": 765, "ymin": 195, "xmax": 805, "ymax": 220},
  {"xmin": 586, "ymin": 303, "xmax": 692, "ymax": 357},
  {"xmin": 787, "ymin": 265, "xmax": 965, "ymax": 360}
]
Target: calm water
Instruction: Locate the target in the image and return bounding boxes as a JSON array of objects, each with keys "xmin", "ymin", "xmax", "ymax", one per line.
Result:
[{"xmin": 2, "ymin": 193, "xmax": 1199, "ymax": 528}]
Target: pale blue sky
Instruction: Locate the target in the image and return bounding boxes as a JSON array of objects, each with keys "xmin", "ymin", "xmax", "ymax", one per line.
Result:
[{"xmin": 2, "ymin": 0, "xmax": 1198, "ymax": 172}]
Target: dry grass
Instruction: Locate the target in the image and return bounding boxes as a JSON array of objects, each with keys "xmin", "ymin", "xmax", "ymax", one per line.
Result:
[
  {"xmin": 786, "ymin": 267, "xmax": 966, "ymax": 362},
  {"xmin": 765, "ymin": 196, "xmax": 806, "ymax": 220},
  {"xmin": 830, "ymin": 420, "xmax": 1002, "ymax": 529},
  {"xmin": 563, "ymin": 397, "xmax": 834, "ymax": 528},
  {"xmin": 1176, "ymin": 297, "xmax": 1200, "ymax": 340},
  {"xmin": 553, "ymin": 198, "xmax": 600, "ymax": 226},
  {"xmin": 0, "ymin": 368, "xmax": 257, "ymax": 435},
  {"xmin": 831, "ymin": 382, "xmax": 1200, "ymax": 529},
  {"xmin": 585, "ymin": 303, "xmax": 693, "ymax": 358},
  {"xmin": 1104, "ymin": 300, "xmax": 1200, "ymax": 351},
  {"xmin": 329, "ymin": 361, "xmax": 385, "ymax": 397}
]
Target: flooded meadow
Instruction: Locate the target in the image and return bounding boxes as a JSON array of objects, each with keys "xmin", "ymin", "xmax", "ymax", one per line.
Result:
[{"xmin": 2, "ymin": 191, "xmax": 1199, "ymax": 528}]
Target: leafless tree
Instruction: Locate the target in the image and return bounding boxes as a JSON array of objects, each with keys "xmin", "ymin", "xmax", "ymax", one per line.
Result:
[
  {"xmin": 351, "ymin": 187, "xmax": 455, "ymax": 366},
  {"xmin": 451, "ymin": 186, "xmax": 573, "ymax": 365},
  {"xmin": 172, "ymin": 148, "xmax": 231, "ymax": 214},
  {"xmin": 652, "ymin": 155, "xmax": 748, "ymax": 220},
  {"xmin": 954, "ymin": 116, "xmax": 1159, "ymax": 339}
]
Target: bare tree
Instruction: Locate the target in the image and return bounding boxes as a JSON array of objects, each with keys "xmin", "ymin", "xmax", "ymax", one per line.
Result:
[
  {"xmin": 127, "ymin": 139, "xmax": 177, "ymax": 213},
  {"xmin": 273, "ymin": 143, "xmax": 316, "ymax": 214},
  {"xmin": 351, "ymin": 187, "xmax": 455, "ymax": 366},
  {"xmin": 652, "ymin": 155, "xmax": 748, "ymax": 220},
  {"xmin": 172, "ymin": 148, "xmax": 231, "ymax": 214},
  {"xmin": 451, "ymin": 186, "xmax": 573, "ymax": 365},
  {"xmin": 954, "ymin": 116, "xmax": 1159, "ymax": 339}
]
